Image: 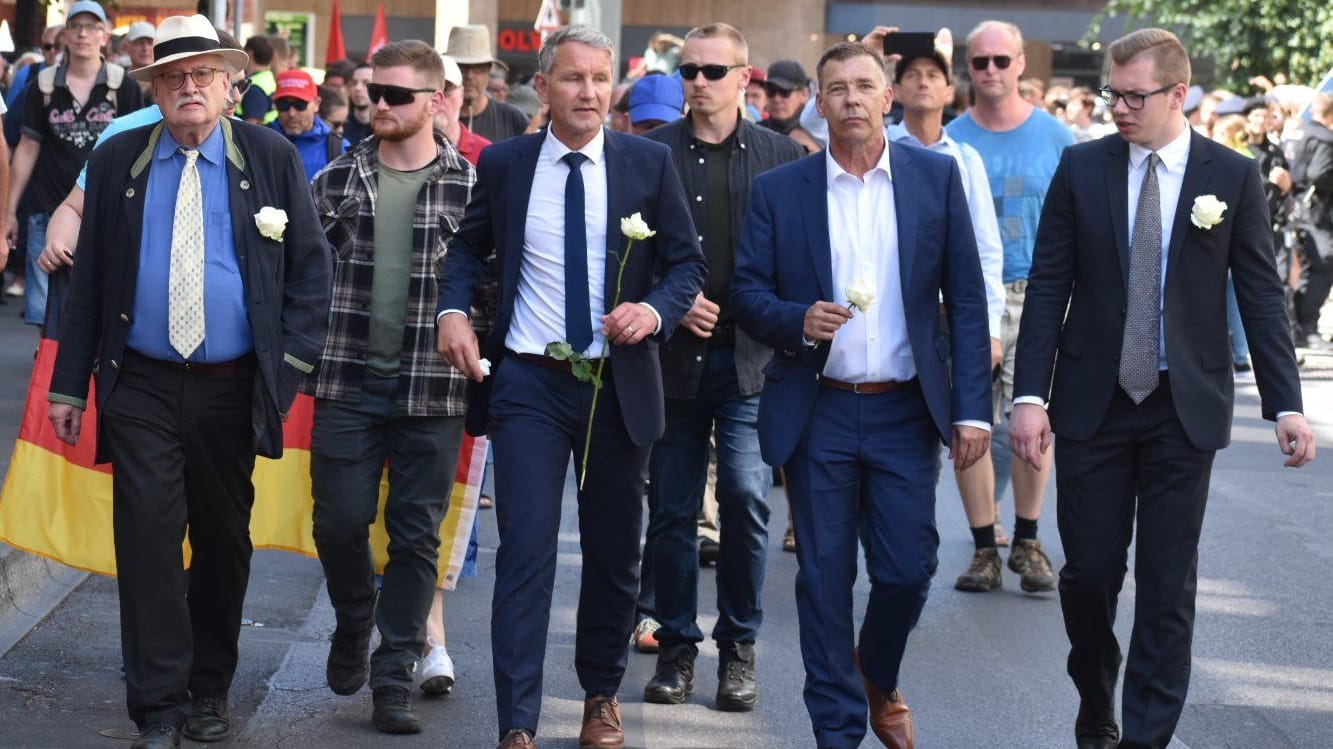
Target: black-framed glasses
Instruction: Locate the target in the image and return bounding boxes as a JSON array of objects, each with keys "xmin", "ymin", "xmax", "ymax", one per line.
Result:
[
  {"xmin": 67, "ymin": 22, "xmax": 104, "ymax": 35},
  {"xmin": 1098, "ymin": 84, "xmax": 1175, "ymax": 110},
  {"xmin": 970, "ymin": 55, "xmax": 1013, "ymax": 71},
  {"xmin": 678, "ymin": 63, "xmax": 746, "ymax": 81},
  {"xmin": 156, "ymin": 67, "xmax": 224, "ymax": 90},
  {"xmin": 367, "ymin": 83, "xmax": 435, "ymax": 106},
  {"xmin": 274, "ymin": 98, "xmax": 310, "ymax": 112}
]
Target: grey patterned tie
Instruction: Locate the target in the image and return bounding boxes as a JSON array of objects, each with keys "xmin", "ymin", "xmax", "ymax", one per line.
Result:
[
  {"xmin": 1119, "ymin": 152, "xmax": 1162, "ymax": 404},
  {"xmin": 168, "ymin": 148, "xmax": 205, "ymax": 359}
]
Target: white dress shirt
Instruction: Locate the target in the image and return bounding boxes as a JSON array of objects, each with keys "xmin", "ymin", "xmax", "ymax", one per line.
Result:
[{"xmin": 888, "ymin": 123, "xmax": 1005, "ymax": 338}]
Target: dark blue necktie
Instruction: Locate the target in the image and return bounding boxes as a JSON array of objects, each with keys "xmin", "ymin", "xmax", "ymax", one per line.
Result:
[{"xmin": 562, "ymin": 152, "xmax": 593, "ymax": 352}]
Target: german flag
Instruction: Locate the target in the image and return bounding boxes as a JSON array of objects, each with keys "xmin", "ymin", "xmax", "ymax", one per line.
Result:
[{"xmin": 0, "ymin": 269, "xmax": 486, "ymax": 589}]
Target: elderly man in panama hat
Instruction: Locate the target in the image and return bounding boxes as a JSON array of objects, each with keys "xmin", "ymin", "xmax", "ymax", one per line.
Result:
[
  {"xmin": 445, "ymin": 23, "xmax": 531, "ymax": 142},
  {"xmin": 46, "ymin": 15, "xmax": 330, "ymax": 748}
]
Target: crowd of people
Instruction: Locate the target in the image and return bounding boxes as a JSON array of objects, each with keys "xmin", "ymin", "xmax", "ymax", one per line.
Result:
[{"xmin": 0, "ymin": 4, "xmax": 1326, "ymax": 749}]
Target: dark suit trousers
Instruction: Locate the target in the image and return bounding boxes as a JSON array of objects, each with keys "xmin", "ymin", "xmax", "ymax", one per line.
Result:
[
  {"xmin": 488, "ymin": 355, "xmax": 649, "ymax": 737},
  {"xmin": 1055, "ymin": 376, "xmax": 1215, "ymax": 749},
  {"xmin": 783, "ymin": 383, "xmax": 941, "ymax": 749},
  {"xmin": 100, "ymin": 350, "xmax": 258, "ymax": 729}
]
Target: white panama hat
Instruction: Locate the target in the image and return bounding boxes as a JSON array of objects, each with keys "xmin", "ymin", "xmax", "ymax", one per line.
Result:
[{"xmin": 129, "ymin": 14, "xmax": 250, "ymax": 83}]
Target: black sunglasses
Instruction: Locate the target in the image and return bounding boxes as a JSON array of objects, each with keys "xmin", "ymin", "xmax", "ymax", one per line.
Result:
[
  {"xmin": 274, "ymin": 98, "xmax": 310, "ymax": 112},
  {"xmin": 970, "ymin": 55, "xmax": 1013, "ymax": 71},
  {"xmin": 678, "ymin": 63, "xmax": 746, "ymax": 81},
  {"xmin": 43, "ymin": 43, "xmax": 59, "ymax": 51},
  {"xmin": 233, "ymin": 77, "xmax": 253, "ymax": 96},
  {"xmin": 763, "ymin": 84, "xmax": 797, "ymax": 98},
  {"xmin": 367, "ymin": 83, "xmax": 436, "ymax": 106}
]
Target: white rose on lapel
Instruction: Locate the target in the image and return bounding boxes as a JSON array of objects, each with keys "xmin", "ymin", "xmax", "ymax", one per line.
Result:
[
  {"xmin": 620, "ymin": 212, "xmax": 656, "ymax": 240},
  {"xmin": 1189, "ymin": 195, "xmax": 1227, "ymax": 230},
  {"xmin": 255, "ymin": 206, "xmax": 289, "ymax": 241}
]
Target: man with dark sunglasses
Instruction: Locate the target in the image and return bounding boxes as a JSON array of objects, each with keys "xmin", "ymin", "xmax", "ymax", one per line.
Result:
[
  {"xmin": 639, "ymin": 22, "xmax": 804, "ymax": 716},
  {"xmin": 945, "ymin": 20, "xmax": 1073, "ymax": 594},
  {"xmin": 759, "ymin": 59, "xmax": 821, "ymax": 153},
  {"xmin": 269, "ymin": 69, "xmax": 347, "ymax": 182}
]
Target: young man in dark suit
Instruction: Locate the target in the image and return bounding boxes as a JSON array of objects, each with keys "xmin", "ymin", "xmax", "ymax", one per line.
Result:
[{"xmin": 1010, "ymin": 27, "xmax": 1315, "ymax": 749}]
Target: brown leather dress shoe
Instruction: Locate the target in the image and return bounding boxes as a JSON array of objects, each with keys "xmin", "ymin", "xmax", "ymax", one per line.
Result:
[
  {"xmin": 498, "ymin": 728, "xmax": 537, "ymax": 748},
  {"xmin": 578, "ymin": 695, "xmax": 624, "ymax": 749},
  {"xmin": 863, "ymin": 679, "xmax": 915, "ymax": 749}
]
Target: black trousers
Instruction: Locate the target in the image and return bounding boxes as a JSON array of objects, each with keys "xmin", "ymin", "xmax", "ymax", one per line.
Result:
[
  {"xmin": 100, "ymin": 350, "xmax": 258, "ymax": 729},
  {"xmin": 1055, "ymin": 376, "xmax": 1215, "ymax": 749},
  {"xmin": 1295, "ymin": 228, "xmax": 1333, "ymax": 334}
]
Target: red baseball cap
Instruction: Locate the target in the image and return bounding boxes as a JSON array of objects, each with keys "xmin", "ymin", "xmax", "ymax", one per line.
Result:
[{"xmin": 274, "ymin": 70, "xmax": 318, "ymax": 102}]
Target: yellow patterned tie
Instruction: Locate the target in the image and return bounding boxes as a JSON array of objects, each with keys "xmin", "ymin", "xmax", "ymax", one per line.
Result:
[{"xmin": 168, "ymin": 148, "xmax": 205, "ymax": 359}]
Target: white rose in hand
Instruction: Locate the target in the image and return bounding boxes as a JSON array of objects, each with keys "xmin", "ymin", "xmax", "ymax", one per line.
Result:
[
  {"xmin": 847, "ymin": 277, "xmax": 877, "ymax": 313},
  {"xmin": 478, "ymin": 358, "xmax": 492, "ymax": 377},
  {"xmin": 1189, "ymin": 194, "xmax": 1227, "ymax": 230},
  {"xmin": 255, "ymin": 206, "xmax": 289, "ymax": 241},
  {"xmin": 620, "ymin": 212, "xmax": 657, "ymax": 240}
]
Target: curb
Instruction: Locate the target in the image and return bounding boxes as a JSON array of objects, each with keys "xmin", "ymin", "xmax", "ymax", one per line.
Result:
[{"xmin": 0, "ymin": 543, "xmax": 87, "ymax": 658}]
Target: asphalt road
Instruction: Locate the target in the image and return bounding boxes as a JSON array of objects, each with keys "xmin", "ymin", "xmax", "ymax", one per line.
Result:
[{"xmin": 0, "ymin": 303, "xmax": 1330, "ymax": 748}]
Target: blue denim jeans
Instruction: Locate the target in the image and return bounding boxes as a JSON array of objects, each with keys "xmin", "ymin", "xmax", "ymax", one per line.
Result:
[
  {"xmin": 646, "ymin": 346, "xmax": 772, "ymax": 647},
  {"xmin": 1226, "ymin": 274, "xmax": 1249, "ymax": 366},
  {"xmin": 23, "ymin": 212, "xmax": 50, "ymax": 325}
]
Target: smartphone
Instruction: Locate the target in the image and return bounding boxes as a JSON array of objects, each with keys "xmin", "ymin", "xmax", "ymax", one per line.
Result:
[{"xmin": 882, "ymin": 31, "xmax": 936, "ymax": 61}]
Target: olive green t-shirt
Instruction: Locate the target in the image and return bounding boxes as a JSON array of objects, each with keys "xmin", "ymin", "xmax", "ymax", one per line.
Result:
[{"xmin": 365, "ymin": 163, "xmax": 432, "ymax": 376}]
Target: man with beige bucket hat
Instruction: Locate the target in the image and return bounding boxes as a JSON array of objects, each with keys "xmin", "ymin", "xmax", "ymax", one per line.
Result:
[{"xmin": 445, "ymin": 24, "xmax": 530, "ymax": 142}]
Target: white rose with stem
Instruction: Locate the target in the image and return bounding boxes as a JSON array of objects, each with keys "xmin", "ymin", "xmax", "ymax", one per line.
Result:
[
  {"xmin": 546, "ymin": 212, "xmax": 657, "ymax": 489},
  {"xmin": 846, "ymin": 276, "xmax": 876, "ymax": 313}
]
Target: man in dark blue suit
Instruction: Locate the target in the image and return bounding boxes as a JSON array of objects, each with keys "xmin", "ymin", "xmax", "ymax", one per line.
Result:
[
  {"xmin": 1010, "ymin": 29, "xmax": 1314, "ymax": 749},
  {"xmin": 435, "ymin": 25, "xmax": 705, "ymax": 749},
  {"xmin": 732, "ymin": 42, "xmax": 992, "ymax": 749}
]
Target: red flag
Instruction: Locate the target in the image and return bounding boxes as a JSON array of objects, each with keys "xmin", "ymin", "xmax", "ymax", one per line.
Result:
[
  {"xmin": 368, "ymin": 4, "xmax": 390, "ymax": 56},
  {"xmin": 326, "ymin": 0, "xmax": 347, "ymax": 65}
]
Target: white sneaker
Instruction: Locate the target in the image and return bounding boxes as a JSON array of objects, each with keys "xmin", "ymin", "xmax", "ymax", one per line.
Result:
[{"xmin": 419, "ymin": 637, "xmax": 455, "ymax": 695}]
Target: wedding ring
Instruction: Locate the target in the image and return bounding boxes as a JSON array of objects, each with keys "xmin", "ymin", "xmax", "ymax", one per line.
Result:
[{"xmin": 628, "ymin": 325, "xmax": 636, "ymax": 333}]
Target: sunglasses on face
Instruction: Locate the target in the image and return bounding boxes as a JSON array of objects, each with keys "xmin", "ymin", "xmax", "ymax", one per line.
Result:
[
  {"xmin": 43, "ymin": 43, "xmax": 59, "ymax": 51},
  {"xmin": 274, "ymin": 98, "xmax": 310, "ymax": 113},
  {"xmin": 970, "ymin": 55, "xmax": 1013, "ymax": 71},
  {"xmin": 367, "ymin": 83, "xmax": 436, "ymax": 106},
  {"xmin": 678, "ymin": 63, "xmax": 746, "ymax": 81},
  {"xmin": 233, "ymin": 77, "xmax": 252, "ymax": 96},
  {"xmin": 763, "ymin": 84, "xmax": 797, "ymax": 98}
]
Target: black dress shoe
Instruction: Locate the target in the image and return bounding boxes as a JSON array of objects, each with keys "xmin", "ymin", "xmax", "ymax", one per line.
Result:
[
  {"xmin": 1075, "ymin": 701, "xmax": 1119, "ymax": 749},
  {"xmin": 643, "ymin": 643, "xmax": 695, "ymax": 704},
  {"xmin": 372, "ymin": 685, "xmax": 423, "ymax": 734},
  {"xmin": 327, "ymin": 591, "xmax": 378, "ymax": 695},
  {"xmin": 131, "ymin": 722, "xmax": 181, "ymax": 749},
  {"xmin": 184, "ymin": 696, "xmax": 230, "ymax": 742},
  {"xmin": 698, "ymin": 537, "xmax": 719, "ymax": 567},
  {"xmin": 715, "ymin": 641, "xmax": 757, "ymax": 711},
  {"xmin": 1075, "ymin": 740, "xmax": 1118, "ymax": 749}
]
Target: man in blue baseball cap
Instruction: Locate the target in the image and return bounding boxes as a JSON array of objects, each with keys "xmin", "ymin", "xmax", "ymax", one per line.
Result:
[{"xmin": 628, "ymin": 74, "xmax": 684, "ymax": 135}]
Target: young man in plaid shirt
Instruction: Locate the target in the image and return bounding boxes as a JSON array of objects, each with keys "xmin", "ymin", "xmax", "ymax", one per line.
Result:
[{"xmin": 305, "ymin": 40, "xmax": 476, "ymax": 735}]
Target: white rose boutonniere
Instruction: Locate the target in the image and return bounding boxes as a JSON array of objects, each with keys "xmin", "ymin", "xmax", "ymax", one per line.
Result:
[
  {"xmin": 255, "ymin": 206, "xmax": 289, "ymax": 241},
  {"xmin": 1189, "ymin": 195, "xmax": 1226, "ymax": 230},
  {"xmin": 846, "ymin": 277, "xmax": 877, "ymax": 313}
]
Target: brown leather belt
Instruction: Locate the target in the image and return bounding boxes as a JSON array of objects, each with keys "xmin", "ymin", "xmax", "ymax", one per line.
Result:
[
  {"xmin": 818, "ymin": 375, "xmax": 915, "ymax": 394},
  {"xmin": 513, "ymin": 351, "xmax": 609, "ymax": 377}
]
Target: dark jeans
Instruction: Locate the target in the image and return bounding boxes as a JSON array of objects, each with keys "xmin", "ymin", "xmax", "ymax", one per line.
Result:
[
  {"xmin": 310, "ymin": 372, "xmax": 464, "ymax": 689},
  {"xmin": 647, "ymin": 346, "xmax": 771, "ymax": 647},
  {"xmin": 1056, "ymin": 377, "xmax": 1214, "ymax": 749},
  {"xmin": 1295, "ymin": 228, "xmax": 1333, "ymax": 334},
  {"xmin": 101, "ymin": 350, "xmax": 257, "ymax": 729}
]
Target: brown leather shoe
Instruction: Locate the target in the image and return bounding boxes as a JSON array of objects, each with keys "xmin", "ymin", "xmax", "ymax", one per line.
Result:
[
  {"xmin": 863, "ymin": 679, "xmax": 915, "ymax": 749},
  {"xmin": 578, "ymin": 695, "xmax": 624, "ymax": 748},
  {"xmin": 497, "ymin": 728, "xmax": 537, "ymax": 748}
]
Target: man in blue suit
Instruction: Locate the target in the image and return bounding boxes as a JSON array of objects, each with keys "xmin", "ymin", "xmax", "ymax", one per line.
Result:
[
  {"xmin": 435, "ymin": 25, "xmax": 706, "ymax": 749},
  {"xmin": 732, "ymin": 42, "xmax": 992, "ymax": 749}
]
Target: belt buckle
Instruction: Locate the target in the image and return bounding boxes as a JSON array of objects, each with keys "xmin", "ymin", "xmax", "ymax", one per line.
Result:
[{"xmin": 850, "ymin": 381, "xmax": 864, "ymax": 394}]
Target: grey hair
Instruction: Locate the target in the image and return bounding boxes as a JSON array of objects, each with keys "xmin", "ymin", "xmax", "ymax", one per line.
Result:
[{"xmin": 538, "ymin": 25, "xmax": 616, "ymax": 76}]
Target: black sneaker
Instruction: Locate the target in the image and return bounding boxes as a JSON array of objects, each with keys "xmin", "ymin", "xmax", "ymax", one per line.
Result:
[
  {"xmin": 716, "ymin": 641, "xmax": 757, "ymax": 712},
  {"xmin": 954, "ymin": 548, "xmax": 1002, "ymax": 592},
  {"xmin": 327, "ymin": 591, "xmax": 378, "ymax": 695},
  {"xmin": 372, "ymin": 685, "xmax": 423, "ymax": 734},
  {"xmin": 643, "ymin": 643, "xmax": 695, "ymax": 704},
  {"xmin": 1008, "ymin": 539, "xmax": 1057, "ymax": 592}
]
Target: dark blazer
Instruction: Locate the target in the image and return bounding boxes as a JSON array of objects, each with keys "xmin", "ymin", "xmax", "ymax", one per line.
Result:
[
  {"xmin": 436, "ymin": 128, "xmax": 707, "ymax": 445},
  {"xmin": 731, "ymin": 144, "xmax": 993, "ymax": 467},
  {"xmin": 1013, "ymin": 131, "xmax": 1302, "ymax": 450},
  {"xmin": 643, "ymin": 117, "xmax": 806, "ymax": 399},
  {"xmin": 49, "ymin": 118, "xmax": 332, "ymax": 462}
]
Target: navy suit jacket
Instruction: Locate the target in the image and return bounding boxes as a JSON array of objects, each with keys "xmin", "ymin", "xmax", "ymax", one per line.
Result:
[
  {"xmin": 731, "ymin": 144, "xmax": 992, "ymax": 467},
  {"xmin": 1013, "ymin": 131, "xmax": 1302, "ymax": 450},
  {"xmin": 436, "ymin": 128, "xmax": 706, "ymax": 445},
  {"xmin": 49, "ymin": 119, "xmax": 332, "ymax": 462}
]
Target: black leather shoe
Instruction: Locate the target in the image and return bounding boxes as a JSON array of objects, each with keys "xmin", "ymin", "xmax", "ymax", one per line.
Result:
[
  {"xmin": 131, "ymin": 722, "xmax": 181, "ymax": 749},
  {"xmin": 372, "ymin": 685, "xmax": 423, "ymax": 734},
  {"xmin": 1075, "ymin": 701, "xmax": 1119, "ymax": 749},
  {"xmin": 698, "ymin": 538, "xmax": 719, "ymax": 567},
  {"xmin": 1076, "ymin": 740, "xmax": 1118, "ymax": 749},
  {"xmin": 715, "ymin": 641, "xmax": 757, "ymax": 711},
  {"xmin": 643, "ymin": 643, "xmax": 695, "ymax": 704},
  {"xmin": 327, "ymin": 591, "xmax": 378, "ymax": 695},
  {"xmin": 183, "ymin": 696, "xmax": 230, "ymax": 742}
]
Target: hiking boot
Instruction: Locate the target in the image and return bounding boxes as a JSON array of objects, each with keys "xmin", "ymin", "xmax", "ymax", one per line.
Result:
[
  {"xmin": 715, "ymin": 641, "xmax": 757, "ymax": 712},
  {"xmin": 643, "ymin": 644, "xmax": 695, "ymax": 704},
  {"xmin": 954, "ymin": 548, "xmax": 1002, "ymax": 592},
  {"xmin": 1008, "ymin": 539, "xmax": 1057, "ymax": 592}
]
